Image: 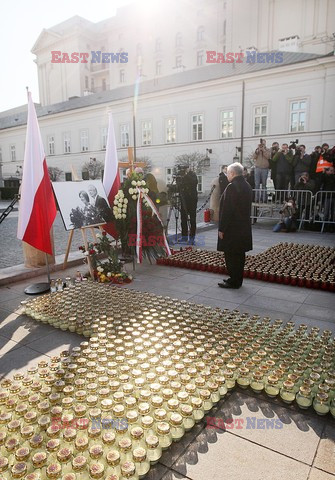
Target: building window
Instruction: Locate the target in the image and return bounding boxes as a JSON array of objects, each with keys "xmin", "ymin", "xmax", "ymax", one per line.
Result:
[
  {"xmin": 155, "ymin": 38, "xmax": 162, "ymax": 52},
  {"xmin": 63, "ymin": 133, "xmax": 71, "ymax": 154},
  {"xmin": 101, "ymin": 127, "xmax": 107, "ymax": 150},
  {"xmin": 10, "ymin": 145, "xmax": 16, "ymax": 161},
  {"xmin": 197, "ymin": 26, "xmax": 205, "ymax": 42},
  {"xmin": 85, "ymin": 76, "xmax": 89, "ymax": 89},
  {"xmin": 47, "ymin": 135, "xmax": 55, "ymax": 155},
  {"xmin": 102, "ymin": 78, "xmax": 106, "ymax": 91},
  {"xmin": 175, "ymin": 55, "xmax": 182, "ymax": 67},
  {"xmin": 120, "ymin": 124, "xmax": 130, "ymax": 148},
  {"xmin": 80, "ymin": 130, "xmax": 89, "ymax": 152},
  {"xmin": 141, "ymin": 121, "xmax": 152, "ymax": 146},
  {"xmin": 156, "ymin": 60, "xmax": 162, "ymax": 76},
  {"xmin": 253, "ymin": 105, "xmax": 268, "ymax": 136},
  {"xmin": 290, "ymin": 100, "xmax": 306, "ymax": 132},
  {"xmin": 176, "ymin": 32, "xmax": 182, "ymax": 47},
  {"xmin": 197, "ymin": 50, "xmax": 204, "ymax": 66},
  {"xmin": 65, "ymin": 172, "xmax": 72, "ymax": 181},
  {"xmin": 191, "ymin": 114, "xmax": 203, "ymax": 141},
  {"xmin": 165, "ymin": 118, "xmax": 176, "ymax": 143},
  {"xmin": 120, "ymin": 69, "xmax": 125, "ymax": 83},
  {"xmin": 197, "ymin": 175, "xmax": 203, "ymax": 193},
  {"xmin": 220, "ymin": 110, "xmax": 234, "ymax": 138}
]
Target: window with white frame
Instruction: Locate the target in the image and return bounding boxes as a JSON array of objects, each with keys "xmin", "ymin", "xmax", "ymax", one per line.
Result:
[
  {"xmin": 65, "ymin": 172, "xmax": 72, "ymax": 181},
  {"xmin": 220, "ymin": 110, "xmax": 234, "ymax": 138},
  {"xmin": 197, "ymin": 26, "xmax": 205, "ymax": 41},
  {"xmin": 120, "ymin": 123, "xmax": 130, "ymax": 148},
  {"xmin": 191, "ymin": 113, "xmax": 203, "ymax": 141},
  {"xmin": 141, "ymin": 121, "xmax": 152, "ymax": 146},
  {"xmin": 10, "ymin": 144, "xmax": 16, "ymax": 161},
  {"xmin": 120, "ymin": 69, "xmax": 125, "ymax": 83},
  {"xmin": 80, "ymin": 130, "xmax": 89, "ymax": 152},
  {"xmin": 253, "ymin": 105, "xmax": 268, "ymax": 136},
  {"xmin": 197, "ymin": 175, "xmax": 203, "ymax": 193},
  {"xmin": 197, "ymin": 50, "xmax": 204, "ymax": 66},
  {"xmin": 165, "ymin": 117, "xmax": 176, "ymax": 143},
  {"xmin": 156, "ymin": 60, "xmax": 162, "ymax": 76},
  {"xmin": 63, "ymin": 133, "xmax": 71, "ymax": 154},
  {"xmin": 101, "ymin": 127, "xmax": 107, "ymax": 150},
  {"xmin": 47, "ymin": 135, "xmax": 55, "ymax": 155},
  {"xmin": 290, "ymin": 100, "xmax": 306, "ymax": 132}
]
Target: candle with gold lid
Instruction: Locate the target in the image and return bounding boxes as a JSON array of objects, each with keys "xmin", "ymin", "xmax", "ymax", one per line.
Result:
[
  {"xmin": 46, "ymin": 439, "xmax": 61, "ymax": 453},
  {"xmin": 133, "ymin": 447, "xmax": 150, "ymax": 477},
  {"xmin": 11, "ymin": 461, "xmax": 27, "ymax": 478},
  {"xmin": 120, "ymin": 461, "xmax": 136, "ymax": 478},
  {"xmin": 156, "ymin": 422, "xmax": 172, "ymax": 450},
  {"xmin": 74, "ymin": 436, "xmax": 88, "ymax": 452},
  {"xmin": 280, "ymin": 381, "xmax": 296, "ymax": 404},
  {"xmin": 313, "ymin": 393, "xmax": 330, "ymax": 416},
  {"xmin": 106, "ymin": 449, "xmax": 120, "ymax": 467},
  {"xmin": 265, "ymin": 376, "xmax": 280, "ymax": 398},
  {"xmin": 296, "ymin": 386, "xmax": 313, "ymax": 409},
  {"xmin": 21, "ymin": 425, "xmax": 34, "ymax": 440},
  {"xmin": 15, "ymin": 447, "xmax": 30, "ymax": 462},
  {"xmin": 32, "ymin": 451, "xmax": 47, "ymax": 468}
]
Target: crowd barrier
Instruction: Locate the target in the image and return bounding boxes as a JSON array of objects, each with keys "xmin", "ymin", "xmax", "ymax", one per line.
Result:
[{"xmin": 251, "ymin": 189, "xmax": 335, "ymax": 232}]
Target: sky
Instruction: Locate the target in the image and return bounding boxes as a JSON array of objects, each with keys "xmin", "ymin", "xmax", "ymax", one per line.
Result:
[{"xmin": 0, "ymin": 0, "xmax": 137, "ymax": 112}]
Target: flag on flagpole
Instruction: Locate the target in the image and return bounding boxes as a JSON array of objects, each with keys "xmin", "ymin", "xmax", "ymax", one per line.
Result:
[
  {"xmin": 103, "ymin": 112, "xmax": 121, "ymax": 238},
  {"xmin": 17, "ymin": 92, "xmax": 57, "ymax": 255}
]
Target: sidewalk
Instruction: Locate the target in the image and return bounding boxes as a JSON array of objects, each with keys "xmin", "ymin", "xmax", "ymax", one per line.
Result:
[{"xmin": 0, "ymin": 227, "xmax": 334, "ymax": 480}]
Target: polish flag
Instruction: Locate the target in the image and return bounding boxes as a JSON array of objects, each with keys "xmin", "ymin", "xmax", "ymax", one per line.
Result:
[
  {"xmin": 103, "ymin": 112, "xmax": 120, "ymax": 238},
  {"xmin": 17, "ymin": 92, "xmax": 56, "ymax": 255}
]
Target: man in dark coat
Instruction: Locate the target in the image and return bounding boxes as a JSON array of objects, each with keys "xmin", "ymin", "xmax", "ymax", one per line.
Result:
[
  {"xmin": 177, "ymin": 167, "xmax": 198, "ymax": 243},
  {"xmin": 217, "ymin": 162, "xmax": 253, "ymax": 289}
]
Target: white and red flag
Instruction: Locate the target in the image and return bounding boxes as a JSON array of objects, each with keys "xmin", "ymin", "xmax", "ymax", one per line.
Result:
[
  {"xmin": 17, "ymin": 92, "xmax": 56, "ymax": 255},
  {"xmin": 103, "ymin": 112, "xmax": 120, "ymax": 238}
]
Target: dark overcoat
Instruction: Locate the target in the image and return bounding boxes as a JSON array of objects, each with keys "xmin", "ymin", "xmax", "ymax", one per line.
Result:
[{"xmin": 217, "ymin": 175, "xmax": 253, "ymax": 253}]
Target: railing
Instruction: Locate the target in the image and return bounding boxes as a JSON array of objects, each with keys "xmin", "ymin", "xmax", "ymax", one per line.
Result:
[
  {"xmin": 251, "ymin": 189, "xmax": 335, "ymax": 232},
  {"xmin": 312, "ymin": 191, "xmax": 335, "ymax": 233}
]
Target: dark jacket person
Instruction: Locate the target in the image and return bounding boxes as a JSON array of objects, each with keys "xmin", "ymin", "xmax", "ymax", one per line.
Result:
[{"xmin": 217, "ymin": 162, "xmax": 253, "ymax": 289}]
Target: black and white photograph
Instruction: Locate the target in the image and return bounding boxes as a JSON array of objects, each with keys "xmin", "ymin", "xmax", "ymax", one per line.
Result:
[{"xmin": 52, "ymin": 180, "xmax": 113, "ymax": 230}]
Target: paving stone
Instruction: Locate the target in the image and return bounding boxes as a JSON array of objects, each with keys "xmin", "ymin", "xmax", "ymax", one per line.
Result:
[
  {"xmin": 210, "ymin": 391, "xmax": 325, "ymax": 465},
  {"xmin": 256, "ymin": 286, "xmax": 309, "ymax": 303},
  {"xmin": 295, "ymin": 304, "xmax": 335, "ymax": 323},
  {"xmin": 0, "ymin": 313, "xmax": 57, "ymax": 345},
  {"xmin": 309, "ymin": 468, "xmax": 335, "ymax": 480},
  {"xmin": 304, "ymin": 291, "xmax": 335, "ymax": 310},
  {"xmin": 0, "ymin": 334, "xmax": 20, "ymax": 356},
  {"xmin": 242, "ymin": 295, "xmax": 301, "ymax": 315},
  {"xmin": 24, "ymin": 330, "xmax": 84, "ymax": 357},
  {"xmin": 0, "ymin": 345, "xmax": 50, "ymax": 379},
  {"xmin": 171, "ymin": 427, "xmax": 311, "ymax": 480},
  {"xmin": 313, "ymin": 424, "xmax": 335, "ymax": 475}
]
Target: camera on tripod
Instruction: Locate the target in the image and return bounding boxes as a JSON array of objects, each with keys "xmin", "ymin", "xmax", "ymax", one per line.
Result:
[{"xmin": 166, "ymin": 165, "xmax": 188, "ymax": 206}]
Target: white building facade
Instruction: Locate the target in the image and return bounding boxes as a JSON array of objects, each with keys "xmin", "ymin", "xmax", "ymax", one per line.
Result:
[{"xmin": 1, "ymin": 53, "xmax": 335, "ymax": 194}]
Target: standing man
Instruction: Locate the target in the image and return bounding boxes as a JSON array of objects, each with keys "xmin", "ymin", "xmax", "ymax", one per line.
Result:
[
  {"xmin": 217, "ymin": 162, "xmax": 253, "ymax": 289},
  {"xmin": 269, "ymin": 142, "xmax": 279, "ymax": 189},
  {"xmin": 272, "ymin": 143, "xmax": 294, "ymax": 190},
  {"xmin": 293, "ymin": 145, "xmax": 311, "ymax": 184},
  {"xmin": 253, "ymin": 139, "xmax": 270, "ymax": 202},
  {"xmin": 177, "ymin": 166, "xmax": 198, "ymax": 244}
]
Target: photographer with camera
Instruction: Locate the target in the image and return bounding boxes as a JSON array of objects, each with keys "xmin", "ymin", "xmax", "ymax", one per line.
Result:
[
  {"xmin": 293, "ymin": 145, "xmax": 311, "ymax": 184},
  {"xmin": 253, "ymin": 139, "xmax": 270, "ymax": 202},
  {"xmin": 176, "ymin": 166, "xmax": 198, "ymax": 244},
  {"xmin": 272, "ymin": 143, "xmax": 294, "ymax": 191},
  {"xmin": 293, "ymin": 172, "xmax": 315, "ymax": 223},
  {"xmin": 269, "ymin": 142, "xmax": 279, "ymax": 189}
]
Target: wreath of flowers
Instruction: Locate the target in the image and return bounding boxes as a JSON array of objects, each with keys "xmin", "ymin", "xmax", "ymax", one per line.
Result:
[
  {"xmin": 112, "ymin": 172, "xmax": 166, "ymax": 259},
  {"xmin": 79, "ymin": 231, "xmax": 132, "ymax": 283}
]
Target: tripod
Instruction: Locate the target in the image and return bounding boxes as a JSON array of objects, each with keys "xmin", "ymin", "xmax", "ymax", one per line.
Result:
[{"xmin": 165, "ymin": 191, "xmax": 185, "ymax": 245}]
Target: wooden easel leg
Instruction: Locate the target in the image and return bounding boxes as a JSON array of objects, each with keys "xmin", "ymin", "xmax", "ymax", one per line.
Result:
[
  {"xmin": 63, "ymin": 230, "xmax": 74, "ymax": 270},
  {"xmin": 81, "ymin": 228, "xmax": 95, "ymax": 280}
]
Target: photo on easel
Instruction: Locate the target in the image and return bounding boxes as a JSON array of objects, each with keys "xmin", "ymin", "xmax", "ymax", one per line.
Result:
[{"xmin": 52, "ymin": 180, "xmax": 113, "ymax": 230}]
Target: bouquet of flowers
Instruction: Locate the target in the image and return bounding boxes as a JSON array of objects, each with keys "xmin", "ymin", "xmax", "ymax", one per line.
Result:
[
  {"xmin": 112, "ymin": 171, "xmax": 167, "ymax": 260},
  {"xmin": 79, "ymin": 231, "xmax": 132, "ymax": 283}
]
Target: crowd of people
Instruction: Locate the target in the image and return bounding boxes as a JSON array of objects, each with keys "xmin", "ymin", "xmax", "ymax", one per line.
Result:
[{"xmin": 249, "ymin": 140, "xmax": 335, "ymax": 197}]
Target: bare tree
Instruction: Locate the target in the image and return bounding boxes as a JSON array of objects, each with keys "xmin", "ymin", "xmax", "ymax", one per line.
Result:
[
  {"xmin": 175, "ymin": 152, "xmax": 210, "ymax": 175},
  {"xmin": 48, "ymin": 167, "xmax": 63, "ymax": 182},
  {"xmin": 82, "ymin": 158, "xmax": 104, "ymax": 179}
]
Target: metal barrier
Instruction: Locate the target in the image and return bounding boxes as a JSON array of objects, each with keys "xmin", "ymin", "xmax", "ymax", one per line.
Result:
[
  {"xmin": 312, "ymin": 191, "xmax": 335, "ymax": 233},
  {"xmin": 251, "ymin": 189, "xmax": 314, "ymax": 230}
]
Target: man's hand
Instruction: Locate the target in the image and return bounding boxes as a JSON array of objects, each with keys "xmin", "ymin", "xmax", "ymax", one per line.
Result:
[{"xmin": 218, "ymin": 231, "xmax": 224, "ymax": 239}]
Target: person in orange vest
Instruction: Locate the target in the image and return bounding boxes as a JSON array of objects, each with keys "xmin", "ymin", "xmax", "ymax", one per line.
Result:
[{"xmin": 314, "ymin": 143, "xmax": 334, "ymax": 192}]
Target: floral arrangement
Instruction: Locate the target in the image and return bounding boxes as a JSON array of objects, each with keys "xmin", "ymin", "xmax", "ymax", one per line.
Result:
[
  {"xmin": 79, "ymin": 231, "xmax": 132, "ymax": 284},
  {"xmin": 112, "ymin": 171, "xmax": 167, "ymax": 260}
]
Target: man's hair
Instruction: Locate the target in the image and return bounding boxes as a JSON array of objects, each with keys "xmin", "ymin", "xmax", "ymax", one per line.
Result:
[
  {"xmin": 322, "ymin": 143, "xmax": 329, "ymax": 148},
  {"xmin": 227, "ymin": 162, "xmax": 243, "ymax": 176},
  {"xmin": 88, "ymin": 185, "xmax": 97, "ymax": 194},
  {"xmin": 300, "ymin": 144, "xmax": 305, "ymax": 149},
  {"xmin": 282, "ymin": 143, "xmax": 288, "ymax": 147}
]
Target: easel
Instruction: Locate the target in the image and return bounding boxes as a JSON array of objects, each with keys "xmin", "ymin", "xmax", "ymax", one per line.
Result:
[{"xmin": 63, "ymin": 223, "xmax": 105, "ymax": 279}]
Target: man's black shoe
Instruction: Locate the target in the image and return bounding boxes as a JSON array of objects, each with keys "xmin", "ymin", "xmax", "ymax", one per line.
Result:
[{"xmin": 218, "ymin": 281, "xmax": 241, "ymax": 289}]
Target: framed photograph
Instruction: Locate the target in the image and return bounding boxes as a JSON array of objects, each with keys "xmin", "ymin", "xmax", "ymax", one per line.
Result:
[{"xmin": 52, "ymin": 180, "xmax": 113, "ymax": 230}]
